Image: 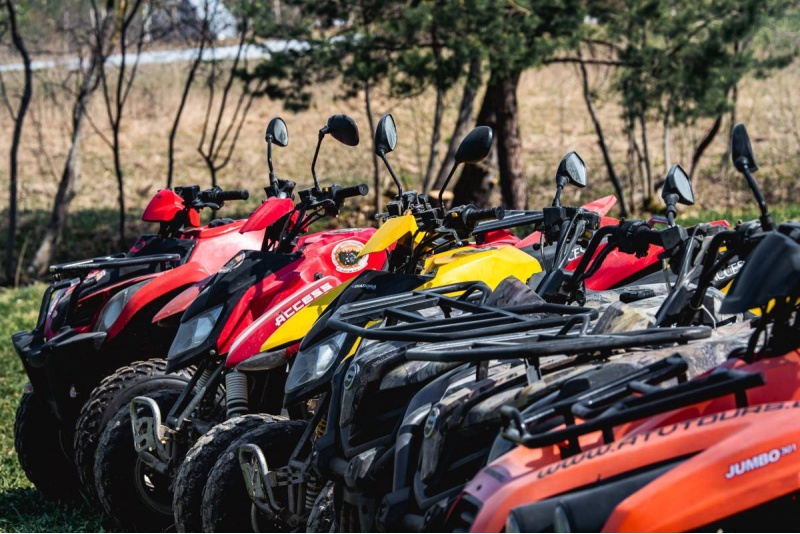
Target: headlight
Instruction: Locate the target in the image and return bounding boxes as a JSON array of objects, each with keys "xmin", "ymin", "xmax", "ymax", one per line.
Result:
[
  {"xmin": 168, "ymin": 304, "xmax": 224, "ymax": 357},
  {"xmin": 285, "ymin": 332, "xmax": 347, "ymax": 393},
  {"xmin": 93, "ymin": 280, "xmax": 151, "ymax": 332}
]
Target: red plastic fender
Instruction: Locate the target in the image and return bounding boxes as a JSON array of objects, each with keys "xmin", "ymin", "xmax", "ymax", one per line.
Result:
[
  {"xmin": 151, "ymin": 275, "xmax": 213, "ymax": 325},
  {"xmin": 239, "ymin": 198, "xmax": 296, "ymax": 234},
  {"xmin": 225, "ymin": 276, "xmax": 343, "ymax": 367}
]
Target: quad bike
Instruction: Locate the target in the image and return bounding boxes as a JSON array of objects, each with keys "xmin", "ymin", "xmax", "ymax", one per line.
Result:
[
  {"xmin": 466, "ymin": 228, "xmax": 800, "ymax": 533},
  {"xmin": 202, "ymin": 128, "xmax": 701, "ymax": 531},
  {"xmin": 79, "ymin": 114, "xmax": 383, "ymax": 530},
  {"xmin": 448, "ymin": 123, "xmax": 790, "ymax": 533},
  {"xmin": 11, "ymin": 177, "xmax": 273, "ymax": 501}
]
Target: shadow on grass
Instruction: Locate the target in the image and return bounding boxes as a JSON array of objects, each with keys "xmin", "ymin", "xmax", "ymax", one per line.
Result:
[{"xmin": 0, "ymin": 487, "xmax": 108, "ymax": 532}]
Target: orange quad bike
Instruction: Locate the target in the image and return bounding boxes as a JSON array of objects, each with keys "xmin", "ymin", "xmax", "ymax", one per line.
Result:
[
  {"xmin": 467, "ymin": 224, "xmax": 800, "ymax": 533},
  {"xmin": 448, "ymin": 124, "xmax": 800, "ymax": 533}
]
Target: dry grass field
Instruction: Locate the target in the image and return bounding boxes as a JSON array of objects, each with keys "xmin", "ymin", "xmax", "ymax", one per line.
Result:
[{"xmin": 0, "ymin": 55, "xmax": 799, "ymax": 272}]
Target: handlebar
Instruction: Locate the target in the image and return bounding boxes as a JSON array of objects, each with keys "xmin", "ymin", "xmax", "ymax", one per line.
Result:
[
  {"xmin": 201, "ymin": 188, "xmax": 249, "ymax": 204},
  {"xmin": 462, "ymin": 206, "xmax": 504, "ymax": 227},
  {"xmin": 332, "ymin": 183, "xmax": 369, "ymax": 202}
]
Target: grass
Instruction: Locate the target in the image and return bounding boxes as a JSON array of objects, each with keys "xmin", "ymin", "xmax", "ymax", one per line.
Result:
[{"xmin": 0, "ymin": 285, "xmax": 106, "ymax": 532}]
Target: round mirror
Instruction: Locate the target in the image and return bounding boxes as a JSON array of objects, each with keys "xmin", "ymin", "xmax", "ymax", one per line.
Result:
[
  {"xmin": 327, "ymin": 114, "xmax": 360, "ymax": 147},
  {"xmin": 375, "ymin": 114, "xmax": 397, "ymax": 155},
  {"xmin": 265, "ymin": 117, "xmax": 289, "ymax": 147},
  {"xmin": 455, "ymin": 126, "xmax": 493, "ymax": 164}
]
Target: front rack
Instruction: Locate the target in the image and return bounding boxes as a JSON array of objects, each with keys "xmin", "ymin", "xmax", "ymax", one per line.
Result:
[
  {"xmin": 326, "ymin": 281, "xmax": 597, "ymax": 343},
  {"xmin": 49, "ymin": 253, "xmax": 181, "ymax": 276},
  {"xmin": 405, "ymin": 323, "xmax": 712, "ymax": 363},
  {"xmin": 500, "ymin": 354, "xmax": 764, "ymax": 455}
]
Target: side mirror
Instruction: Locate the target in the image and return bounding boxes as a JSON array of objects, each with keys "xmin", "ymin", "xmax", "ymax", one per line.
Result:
[
  {"xmin": 265, "ymin": 117, "xmax": 289, "ymax": 148},
  {"xmin": 662, "ymin": 164, "xmax": 695, "ymax": 206},
  {"xmin": 455, "ymin": 126, "xmax": 493, "ymax": 164},
  {"xmin": 662, "ymin": 164, "xmax": 694, "ymax": 227},
  {"xmin": 327, "ymin": 114, "xmax": 360, "ymax": 147},
  {"xmin": 265, "ymin": 117, "xmax": 288, "ymax": 187},
  {"xmin": 312, "ymin": 114, "xmax": 360, "ymax": 189},
  {"xmin": 557, "ymin": 151, "xmax": 587, "ymax": 188},
  {"xmin": 375, "ymin": 113, "xmax": 402, "ymax": 196},
  {"xmin": 375, "ymin": 113, "xmax": 397, "ymax": 156},
  {"xmin": 552, "ymin": 151, "xmax": 586, "ymax": 207},
  {"xmin": 440, "ymin": 126, "xmax": 494, "ymax": 208},
  {"xmin": 731, "ymin": 123, "xmax": 757, "ymax": 173}
]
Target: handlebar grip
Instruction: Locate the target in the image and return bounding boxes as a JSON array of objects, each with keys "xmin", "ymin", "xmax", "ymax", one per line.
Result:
[
  {"xmin": 464, "ymin": 206, "xmax": 505, "ymax": 226},
  {"xmin": 634, "ymin": 225, "xmax": 664, "ymax": 246},
  {"xmin": 216, "ymin": 189, "xmax": 250, "ymax": 202},
  {"xmin": 334, "ymin": 183, "xmax": 369, "ymax": 202}
]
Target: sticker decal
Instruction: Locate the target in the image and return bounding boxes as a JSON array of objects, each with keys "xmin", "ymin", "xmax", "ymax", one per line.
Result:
[
  {"xmin": 332, "ymin": 240, "xmax": 369, "ymax": 273},
  {"xmin": 274, "ymin": 282, "xmax": 335, "ymax": 327},
  {"xmin": 725, "ymin": 442, "xmax": 796, "ymax": 479}
]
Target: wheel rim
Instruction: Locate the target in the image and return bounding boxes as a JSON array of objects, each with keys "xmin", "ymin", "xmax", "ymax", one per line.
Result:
[{"xmin": 133, "ymin": 457, "xmax": 174, "ymax": 517}]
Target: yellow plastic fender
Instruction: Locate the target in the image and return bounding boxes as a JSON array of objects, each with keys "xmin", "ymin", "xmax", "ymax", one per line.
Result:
[
  {"xmin": 420, "ymin": 245, "xmax": 541, "ymax": 290},
  {"xmin": 358, "ymin": 215, "xmax": 422, "ymax": 257}
]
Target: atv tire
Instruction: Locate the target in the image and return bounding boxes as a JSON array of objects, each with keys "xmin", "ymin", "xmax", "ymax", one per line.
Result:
[
  {"xmin": 173, "ymin": 414, "xmax": 287, "ymax": 532},
  {"xmin": 201, "ymin": 419, "xmax": 308, "ymax": 532},
  {"xmin": 94, "ymin": 387, "xmax": 186, "ymax": 531},
  {"xmin": 73, "ymin": 359, "xmax": 193, "ymax": 500},
  {"xmin": 14, "ymin": 392, "xmax": 81, "ymax": 502}
]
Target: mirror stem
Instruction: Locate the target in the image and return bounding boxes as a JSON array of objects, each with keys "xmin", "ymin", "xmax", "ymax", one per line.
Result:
[
  {"xmin": 742, "ymin": 166, "xmax": 773, "ymax": 231},
  {"xmin": 552, "ymin": 176, "xmax": 568, "ymax": 207},
  {"xmin": 438, "ymin": 165, "xmax": 459, "ymax": 210},
  {"xmin": 664, "ymin": 194, "xmax": 678, "ymax": 227},
  {"xmin": 311, "ymin": 129, "xmax": 327, "ymax": 191},
  {"xmin": 267, "ymin": 138, "xmax": 276, "ymax": 186},
  {"xmin": 378, "ymin": 152, "xmax": 403, "ymax": 196}
]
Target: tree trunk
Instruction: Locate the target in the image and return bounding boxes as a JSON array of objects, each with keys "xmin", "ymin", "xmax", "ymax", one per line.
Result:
[
  {"xmin": 431, "ymin": 58, "xmax": 480, "ymax": 193},
  {"xmin": 638, "ymin": 111, "xmax": 653, "ymax": 208},
  {"xmin": 4, "ymin": 0, "xmax": 33, "ymax": 285},
  {"xmin": 422, "ymin": 87, "xmax": 445, "ymax": 193},
  {"xmin": 689, "ymin": 114, "xmax": 723, "ymax": 179},
  {"xmin": 494, "ymin": 70, "xmax": 527, "ymax": 210},
  {"xmin": 452, "ymin": 78, "xmax": 498, "ymax": 208},
  {"xmin": 30, "ymin": 120, "xmax": 84, "ymax": 275},
  {"xmin": 113, "ymin": 130, "xmax": 126, "ymax": 247},
  {"xmin": 577, "ymin": 55, "xmax": 628, "ymax": 217},
  {"xmin": 364, "ymin": 81, "xmax": 380, "ymax": 214}
]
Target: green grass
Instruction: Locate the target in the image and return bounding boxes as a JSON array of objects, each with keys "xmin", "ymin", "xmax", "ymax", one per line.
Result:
[
  {"xmin": 0, "ymin": 285, "xmax": 106, "ymax": 532},
  {"xmin": 682, "ymin": 205, "xmax": 800, "ymax": 227}
]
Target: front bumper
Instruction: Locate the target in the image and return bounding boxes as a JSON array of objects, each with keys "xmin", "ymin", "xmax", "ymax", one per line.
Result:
[{"xmin": 12, "ymin": 327, "xmax": 107, "ymax": 422}]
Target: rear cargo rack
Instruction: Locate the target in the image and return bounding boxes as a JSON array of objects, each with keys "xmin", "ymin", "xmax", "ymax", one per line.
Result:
[{"xmin": 500, "ymin": 354, "xmax": 764, "ymax": 455}]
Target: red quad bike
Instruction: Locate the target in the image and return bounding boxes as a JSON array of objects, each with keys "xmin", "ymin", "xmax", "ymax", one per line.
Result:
[
  {"xmin": 11, "ymin": 181, "xmax": 277, "ymax": 501},
  {"xmin": 448, "ymin": 123, "xmax": 786, "ymax": 533},
  {"xmin": 81, "ymin": 114, "xmax": 384, "ymax": 531}
]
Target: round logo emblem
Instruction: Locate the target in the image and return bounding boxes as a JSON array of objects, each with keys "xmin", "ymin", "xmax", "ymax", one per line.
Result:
[
  {"xmin": 423, "ymin": 407, "xmax": 440, "ymax": 439},
  {"xmin": 344, "ymin": 363, "xmax": 360, "ymax": 390},
  {"xmin": 219, "ymin": 251, "xmax": 246, "ymax": 273},
  {"xmin": 331, "ymin": 240, "xmax": 368, "ymax": 273}
]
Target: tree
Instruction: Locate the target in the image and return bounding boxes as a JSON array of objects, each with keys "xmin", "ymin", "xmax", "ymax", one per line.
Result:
[
  {"xmin": 591, "ymin": 0, "xmax": 795, "ymax": 210},
  {"xmin": 2, "ymin": 0, "xmax": 33, "ymax": 285},
  {"xmin": 95, "ymin": 0, "xmax": 148, "ymax": 247},
  {"xmin": 29, "ymin": 0, "xmax": 118, "ymax": 275}
]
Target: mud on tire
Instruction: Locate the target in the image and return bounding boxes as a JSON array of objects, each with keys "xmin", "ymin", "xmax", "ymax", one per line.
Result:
[
  {"xmin": 173, "ymin": 414, "xmax": 289, "ymax": 533},
  {"xmin": 93, "ymin": 387, "xmax": 186, "ymax": 531},
  {"xmin": 73, "ymin": 359, "xmax": 193, "ymax": 500},
  {"xmin": 201, "ymin": 419, "xmax": 308, "ymax": 533},
  {"xmin": 14, "ymin": 392, "xmax": 81, "ymax": 502}
]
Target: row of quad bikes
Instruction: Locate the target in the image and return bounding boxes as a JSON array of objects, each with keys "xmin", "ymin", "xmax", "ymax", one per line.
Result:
[{"xmin": 12, "ymin": 113, "xmax": 798, "ymax": 532}]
